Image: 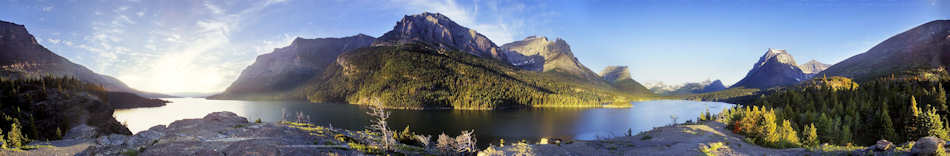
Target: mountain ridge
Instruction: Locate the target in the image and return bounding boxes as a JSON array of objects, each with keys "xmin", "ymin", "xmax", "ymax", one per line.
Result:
[
  {"xmin": 209, "ymin": 34, "xmax": 375, "ymax": 100},
  {"xmin": 819, "ymin": 20, "xmax": 950, "ymax": 80}
]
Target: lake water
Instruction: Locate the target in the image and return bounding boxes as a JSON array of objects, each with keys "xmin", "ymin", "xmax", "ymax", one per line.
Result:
[{"xmin": 114, "ymin": 98, "xmax": 733, "ymax": 145}]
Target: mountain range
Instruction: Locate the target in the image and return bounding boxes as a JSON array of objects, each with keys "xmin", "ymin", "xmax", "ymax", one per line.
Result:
[
  {"xmin": 211, "ymin": 12, "xmax": 654, "ymax": 108},
  {"xmin": 645, "ymin": 79, "xmax": 727, "ymax": 95}
]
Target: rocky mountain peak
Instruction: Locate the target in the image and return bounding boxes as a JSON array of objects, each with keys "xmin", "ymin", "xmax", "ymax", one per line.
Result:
[
  {"xmin": 372, "ymin": 12, "xmax": 503, "ymax": 60},
  {"xmin": 799, "ymin": 59, "xmax": 830, "ymax": 74},
  {"xmin": 731, "ymin": 48, "xmax": 807, "ymax": 89},
  {"xmin": 500, "ymin": 36, "xmax": 600, "ymax": 80},
  {"xmin": 759, "ymin": 48, "xmax": 797, "ymax": 66},
  {"xmin": 600, "ymin": 66, "xmax": 632, "ymax": 82}
]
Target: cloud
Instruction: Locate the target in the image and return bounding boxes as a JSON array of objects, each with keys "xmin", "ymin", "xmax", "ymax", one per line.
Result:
[
  {"xmin": 106, "ymin": 0, "xmax": 291, "ymax": 94},
  {"xmin": 42, "ymin": 6, "xmax": 53, "ymax": 12},
  {"xmin": 204, "ymin": 2, "xmax": 225, "ymax": 14},
  {"xmin": 46, "ymin": 38, "xmax": 61, "ymax": 44}
]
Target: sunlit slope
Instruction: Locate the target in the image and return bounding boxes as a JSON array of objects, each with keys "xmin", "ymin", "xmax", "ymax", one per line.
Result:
[{"xmin": 305, "ymin": 44, "xmax": 654, "ymax": 109}]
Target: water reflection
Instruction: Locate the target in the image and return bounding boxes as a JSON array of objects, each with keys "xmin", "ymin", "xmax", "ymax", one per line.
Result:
[{"xmin": 114, "ymin": 98, "xmax": 733, "ymax": 145}]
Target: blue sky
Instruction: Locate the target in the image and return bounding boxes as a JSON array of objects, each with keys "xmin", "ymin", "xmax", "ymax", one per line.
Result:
[{"xmin": 1, "ymin": 0, "xmax": 948, "ymax": 94}]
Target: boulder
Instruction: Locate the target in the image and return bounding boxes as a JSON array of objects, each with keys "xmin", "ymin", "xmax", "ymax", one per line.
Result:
[
  {"xmin": 96, "ymin": 134, "xmax": 130, "ymax": 146},
  {"xmin": 63, "ymin": 124, "xmax": 98, "ymax": 140},
  {"xmin": 868, "ymin": 139, "xmax": 893, "ymax": 151},
  {"xmin": 912, "ymin": 136, "xmax": 946, "ymax": 155}
]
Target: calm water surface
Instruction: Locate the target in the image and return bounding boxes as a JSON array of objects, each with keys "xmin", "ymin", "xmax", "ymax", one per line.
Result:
[{"xmin": 114, "ymin": 98, "xmax": 733, "ymax": 144}]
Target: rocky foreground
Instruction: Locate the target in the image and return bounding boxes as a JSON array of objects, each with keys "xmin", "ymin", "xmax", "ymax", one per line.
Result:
[{"xmin": 5, "ymin": 112, "xmax": 950, "ymax": 156}]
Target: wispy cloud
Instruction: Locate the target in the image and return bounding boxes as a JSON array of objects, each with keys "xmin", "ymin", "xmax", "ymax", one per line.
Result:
[
  {"xmin": 109, "ymin": 0, "xmax": 290, "ymax": 94},
  {"xmin": 42, "ymin": 6, "xmax": 53, "ymax": 12}
]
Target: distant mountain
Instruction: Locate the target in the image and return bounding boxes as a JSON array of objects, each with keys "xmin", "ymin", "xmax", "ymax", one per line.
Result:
[
  {"xmin": 819, "ymin": 20, "xmax": 950, "ymax": 80},
  {"xmin": 645, "ymin": 79, "xmax": 726, "ymax": 95},
  {"xmin": 599, "ymin": 66, "xmax": 652, "ymax": 95},
  {"xmin": 731, "ymin": 48, "xmax": 807, "ymax": 89},
  {"xmin": 372, "ymin": 12, "xmax": 505, "ymax": 60},
  {"xmin": 501, "ymin": 36, "xmax": 601, "ymax": 81},
  {"xmin": 209, "ymin": 34, "xmax": 375, "ymax": 100},
  {"xmin": 0, "ymin": 20, "xmax": 171, "ymax": 98},
  {"xmin": 799, "ymin": 60, "xmax": 830, "ymax": 79}
]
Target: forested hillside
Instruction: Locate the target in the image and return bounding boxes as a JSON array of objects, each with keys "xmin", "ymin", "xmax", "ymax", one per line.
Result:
[{"xmin": 305, "ymin": 44, "xmax": 653, "ymax": 109}]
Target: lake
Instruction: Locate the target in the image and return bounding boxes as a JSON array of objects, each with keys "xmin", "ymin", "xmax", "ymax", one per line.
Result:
[{"xmin": 114, "ymin": 98, "xmax": 734, "ymax": 145}]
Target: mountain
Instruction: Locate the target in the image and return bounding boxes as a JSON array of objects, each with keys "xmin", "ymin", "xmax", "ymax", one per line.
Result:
[
  {"xmin": 645, "ymin": 79, "xmax": 726, "ymax": 95},
  {"xmin": 731, "ymin": 48, "xmax": 807, "ymax": 89},
  {"xmin": 819, "ymin": 20, "xmax": 950, "ymax": 80},
  {"xmin": 372, "ymin": 12, "xmax": 505, "ymax": 60},
  {"xmin": 0, "ymin": 20, "xmax": 171, "ymax": 98},
  {"xmin": 501, "ymin": 36, "xmax": 601, "ymax": 81},
  {"xmin": 599, "ymin": 66, "xmax": 652, "ymax": 95},
  {"xmin": 799, "ymin": 60, "xmax": 830, "ymax": 78},
  {"xmin": 301, "ymin": 13, "xmax": 651, "ymax": 109},
  {"xmin": 209, "ymin": 34, "xmax": 375, "ymax": 100}
]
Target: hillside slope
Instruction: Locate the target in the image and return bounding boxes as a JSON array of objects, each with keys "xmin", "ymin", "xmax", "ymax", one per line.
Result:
[
  {"xmin": 819, "ymin": 20, "xmax": 950, "ymax": 80},
  {"xmin": 209, "ymin": 35, "xmax": 375, "ymax": 100}
]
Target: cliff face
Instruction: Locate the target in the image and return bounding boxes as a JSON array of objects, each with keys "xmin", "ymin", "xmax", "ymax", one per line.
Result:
[
  {"xmin": 211, "ymin": 34, "xmax": 375, "ymax": 99},
  {"xmin": 820, "ymin": 20, "xmax": 950, "ymax": 80},
  {"xmin": 0, "ymin": 20, "xmax": 170, "ymax": 98},
  {"xmin": 501, "ymin": 36, "xmax": 601, "ymax": 80},
  {"xmin": 373, "ymin": 12, "xmax": 505, "ymax": 60},
  {"xmin": 731, "ymin": 48, "xmax": 807, "ymax": 89}
]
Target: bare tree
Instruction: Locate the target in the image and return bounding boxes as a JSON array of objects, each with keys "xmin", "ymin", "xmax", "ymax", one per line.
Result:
[
  {"xmin": 436, "ymin": 133, "xmax": 454, "ymax": 153},
  {"xmin": 455, "ymin": 130, "xmax": 476, "ymax": 153},
  {"xmin": 366, "ymin": 102, "xmax": 395, "ymax": 150},
  {"xmin": 414, "ymin": 134, "xmax": 432, "ymax": 148}
]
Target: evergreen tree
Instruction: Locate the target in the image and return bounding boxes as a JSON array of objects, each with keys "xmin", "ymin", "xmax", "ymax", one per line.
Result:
[
  {"xmin": 880, "ymin": 103, "xmax": 898, "ymax": 142},
  {"xmin": 6, "ymin": 122, "xmax": 26, "ymax": 148}
]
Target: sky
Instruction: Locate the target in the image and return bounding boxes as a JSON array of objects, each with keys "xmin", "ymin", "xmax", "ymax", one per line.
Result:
[{"xmin": 1, "ymin": 0, "xmax": 948, "ymax": 95}]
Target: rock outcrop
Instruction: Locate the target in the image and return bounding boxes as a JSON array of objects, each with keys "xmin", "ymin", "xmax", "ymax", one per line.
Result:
[
  {"xmin": 731, "ymin": 48, "xmax": 807, "ymax": 89},
  {"xmin": 373, "ymin": 12, "xmax": 505, "ymax": 60},
  {"xmin": 79, "ymin": 111, "xmax": 436, "ymax": 155},
  {"xmin": 501, "ymin": 36, "xmax": 600, "ymax": 80},
  {"xmin": 0, "ymin": 20, "xmax": 170, "ymax": 98},
  {"xmin": 819, "ymin": 20, "xmax": 950, "ymax": 80},
  {"xmin": 210, "ymin": 34, "xmax": 375, "ymax": 100}
]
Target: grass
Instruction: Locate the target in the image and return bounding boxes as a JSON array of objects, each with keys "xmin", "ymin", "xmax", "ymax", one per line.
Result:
[{"xmin": 699, "ymin": 142, "xmax": 727, "ymax": 156}]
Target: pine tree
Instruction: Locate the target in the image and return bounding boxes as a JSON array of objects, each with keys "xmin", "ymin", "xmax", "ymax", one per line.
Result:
[
  {"xmin": 880, "ymin": 103, "xmax": 898, "ymax": 142},
  {"xmin": 6, "ymin": 122, "xmax": 26, "ymax": 148},
  {"xmin": 803, "ymin": 123, "xmax": 819, "ymax": 147}
]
